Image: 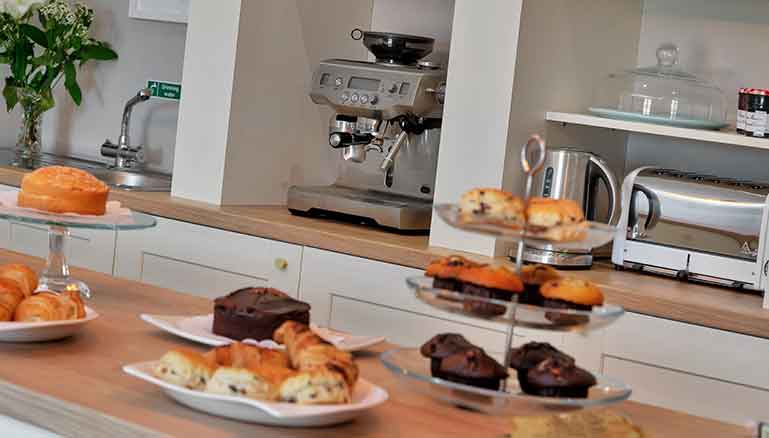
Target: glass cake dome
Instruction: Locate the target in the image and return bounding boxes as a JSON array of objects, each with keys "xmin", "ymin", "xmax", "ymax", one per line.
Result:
[{"xmin": 590, "ymin": 44, "xmax": 727, "ymax": 130}]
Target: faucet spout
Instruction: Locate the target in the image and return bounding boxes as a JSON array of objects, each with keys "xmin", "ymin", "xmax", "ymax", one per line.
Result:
[{"xmin": 119, "ymin": 88, "xmax": 152, "ymax": 150}]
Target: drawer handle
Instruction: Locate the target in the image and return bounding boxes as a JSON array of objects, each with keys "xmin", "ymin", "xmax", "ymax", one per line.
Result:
[{"xmin": 274, "ymin": 258, "xmax": 289, "ymax": 271}]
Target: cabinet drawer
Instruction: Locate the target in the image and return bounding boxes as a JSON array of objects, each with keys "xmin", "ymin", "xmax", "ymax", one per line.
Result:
[
  {"xmin": 604, "ymin": 356, "xmax": 769, "ymax": 425},
  {"xmin": 114, "ymin": 216, "xmax": 302, "ymax": 298},
  {"xmin": 604, "ymin": 312, "xmax": 769, "ymax": 390}
]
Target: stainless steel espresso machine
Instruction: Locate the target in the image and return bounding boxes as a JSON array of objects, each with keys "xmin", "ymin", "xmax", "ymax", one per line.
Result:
[{"xmin": 287, "ymin": 31, "xmax": 446, "ymax": 232}]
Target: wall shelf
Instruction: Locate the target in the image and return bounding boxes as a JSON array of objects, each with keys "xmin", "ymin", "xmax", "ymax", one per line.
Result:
[{"xmin": 545, "ymin": 112, "xmax": 769, "ymax": 151}]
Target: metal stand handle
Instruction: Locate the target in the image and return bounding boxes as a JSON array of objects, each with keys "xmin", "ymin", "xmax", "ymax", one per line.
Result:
[{"xmin": 502, "ymin": 134, "xmax": 548, "ymax": 389}]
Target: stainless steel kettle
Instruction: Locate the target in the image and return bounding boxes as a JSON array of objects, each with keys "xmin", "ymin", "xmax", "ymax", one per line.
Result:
[{"xmin": 521, "ymin": 148, "xmax": 620, "ymax": 268}]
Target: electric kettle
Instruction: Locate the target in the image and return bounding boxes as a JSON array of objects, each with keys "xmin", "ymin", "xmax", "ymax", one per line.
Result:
[{"xmin": 521, "ymin": 148, "xmax": 620, "ymax": 268}]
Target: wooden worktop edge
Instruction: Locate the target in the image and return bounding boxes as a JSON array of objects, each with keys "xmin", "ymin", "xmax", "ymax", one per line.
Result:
[{"xmin": 0, "ymin": 379, "xmax": 167, "ymax": 438}]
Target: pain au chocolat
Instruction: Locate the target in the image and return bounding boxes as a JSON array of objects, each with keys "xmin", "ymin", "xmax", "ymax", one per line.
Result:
[{"xmin": 18, "ymin": 166, "xmax": 109, "ymax": 215}]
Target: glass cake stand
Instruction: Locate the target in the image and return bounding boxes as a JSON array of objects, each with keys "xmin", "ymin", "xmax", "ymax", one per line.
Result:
[
  {"xmin": 0, "ymin": 209, "xmax": 156, "ymax": 298},
  {"xmin": 383, "ymin": 135, "xmax": 631, "ymax": 414}
]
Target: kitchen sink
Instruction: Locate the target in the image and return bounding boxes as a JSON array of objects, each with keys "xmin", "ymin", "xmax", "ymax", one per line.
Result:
[{"xmin": 89, "ymin": 169, "xmax": 171, "ymax": 192}]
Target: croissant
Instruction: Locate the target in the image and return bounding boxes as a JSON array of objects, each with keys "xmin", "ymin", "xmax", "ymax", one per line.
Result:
[
  {"xmin": 274, "ymin": 321, "xmax": 359, "ymax": 388},
  {"xmin": 0, "ymin": 264, "xmax": 38, "ymax": 298},
  {"xmin": 205, "ymin": 363, "xmax": 295, "ymax": 400},
  {"xmin": 273, "ymin": 321, "xmax": 326, "ymax": 368},
  {"xmin": 0, "ymin": 279, "xmax": 25, "ymax": 322},
  {"xmin": 57, "ymin": 290, "xmax": 86, "ymax": 320},
  {"xmin": 14, "ymin": 293, "xmax": 63, "ymax": 322}
]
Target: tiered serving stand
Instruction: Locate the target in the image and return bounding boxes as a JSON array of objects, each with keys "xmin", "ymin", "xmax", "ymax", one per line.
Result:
[
  {"xmin": 381, "ymin": 135, "xmax": 631, "ymax": 416},
  {"xmin": 0, "ymin": 203, "xmax": 156, "ymax": 298}
]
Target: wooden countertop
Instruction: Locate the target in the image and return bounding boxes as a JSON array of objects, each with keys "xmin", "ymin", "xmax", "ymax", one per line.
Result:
[
  {"xmin": 0, "ymin": 166, "xmax": 768, "ymax": 340},
  {"xmin": 0, "ymin": 251, "xmax": 749, "ymax": 438}
]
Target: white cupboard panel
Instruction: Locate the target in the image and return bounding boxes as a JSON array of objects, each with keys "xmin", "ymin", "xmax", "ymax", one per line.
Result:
[
  {"xmin": 0, "ymin": 415, "xmax": 59, "ymax": 438},
  {"xmin": 604, "ymin": 312, "xmax": 769, "ymax": 391},
  {"xmin": 129, "ymin": 0, "xmax": 189, "ymax": 24},
  {"xmin": 604, "ymin": 356, "xmax": 769, "ymax": 425},
  {"xmin": 114, "ymin": 216, "xmax": 302, "ymax": 298},
  {"xmin": 140, "ymin": 253, "xmax": 269, "ymax": 299}
]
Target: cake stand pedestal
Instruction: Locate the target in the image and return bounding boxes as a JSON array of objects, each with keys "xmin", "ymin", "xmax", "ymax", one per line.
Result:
[{"xmin": 0, "ymin": 208, "xmax": 156, "ymax": 298}]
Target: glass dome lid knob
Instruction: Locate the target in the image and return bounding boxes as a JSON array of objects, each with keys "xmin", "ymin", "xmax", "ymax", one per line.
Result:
[{"xmin": 656, "ymin": 43, "xmax": 679, "ymax": 68}]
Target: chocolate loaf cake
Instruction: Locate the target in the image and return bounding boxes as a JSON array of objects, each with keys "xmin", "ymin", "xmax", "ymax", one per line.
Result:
[{"xmin": 212, "ymin": 287, "xmax": 310, "ymax": 341}]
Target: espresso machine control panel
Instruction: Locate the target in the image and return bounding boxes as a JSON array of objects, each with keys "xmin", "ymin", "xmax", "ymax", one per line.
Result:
[{"xmin": 310, "ymin": 59, "xmax": 445, "ymax": 120}]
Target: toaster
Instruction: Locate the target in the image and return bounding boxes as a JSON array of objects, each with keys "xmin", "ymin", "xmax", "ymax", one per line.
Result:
[{"xmin": 612, "ymin": 167, "xmax": 769, "ymax": 309}]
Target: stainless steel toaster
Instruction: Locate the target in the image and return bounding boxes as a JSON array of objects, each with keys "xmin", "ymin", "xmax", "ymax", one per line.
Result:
[{"xmin": 612, "ymin": 167, "xmax": 769, "ymax": 309}]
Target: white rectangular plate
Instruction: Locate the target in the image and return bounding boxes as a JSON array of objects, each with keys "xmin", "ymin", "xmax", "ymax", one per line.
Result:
[
  {"xmin": 123, "ymin": 361, "xmax": 388, "ymax": 427},
  {"xmin": 140, "ymin": 314, "xmax": 385, "ymax": 352},
  {"xmin": 0, "ymin": 307, "xmax": 99, "ymax": 343}
]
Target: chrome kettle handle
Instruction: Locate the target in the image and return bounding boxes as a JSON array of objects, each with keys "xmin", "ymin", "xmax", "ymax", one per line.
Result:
[{"xmin": 589, "ymin": 155, "xmax": 621, "ymax": 225}]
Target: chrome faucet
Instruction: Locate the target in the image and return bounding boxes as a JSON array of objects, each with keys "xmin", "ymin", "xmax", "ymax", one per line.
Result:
[{"xmin": 101, "ymin": 88, "xmax": 152, "ymax": 169}]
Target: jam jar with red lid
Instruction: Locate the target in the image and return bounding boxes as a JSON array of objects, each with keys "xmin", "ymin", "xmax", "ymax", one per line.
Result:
[{"xmin": 738, "ymin": 88, "xmax": 769, "ymax": 138}]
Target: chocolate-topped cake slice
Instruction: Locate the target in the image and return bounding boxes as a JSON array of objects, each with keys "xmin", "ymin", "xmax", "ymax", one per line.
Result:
[{"xmin": 212, "ymin": 287, "xmax": 310, "ymax": 341}]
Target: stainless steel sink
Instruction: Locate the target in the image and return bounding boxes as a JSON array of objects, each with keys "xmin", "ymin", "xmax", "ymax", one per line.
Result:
[
  {"xmin": 89, "ymin": 169, "xmax": 171, "ymax": 192},
  {"xmin": 0, "ymin": 149, "xmax": 172, "ymax": 192}
]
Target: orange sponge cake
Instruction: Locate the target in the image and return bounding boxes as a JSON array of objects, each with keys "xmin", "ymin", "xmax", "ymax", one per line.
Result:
[{"xmin": 18, "ymin": 166, "xmax": 109, "ymax": 215}]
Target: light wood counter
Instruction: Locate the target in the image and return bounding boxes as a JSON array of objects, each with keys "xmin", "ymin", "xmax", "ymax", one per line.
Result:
[
  {"xmin": 0, "ymin": 251, "xmax": 749, "ymax": 438},
  {"xmin": 0, "ymin": 166, "xmax": 767, "ymax": 340}
]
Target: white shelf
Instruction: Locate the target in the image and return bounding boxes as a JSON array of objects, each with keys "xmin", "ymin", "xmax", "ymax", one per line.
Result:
[{"xmin": 545, "ymin": 112, "xmax": 769, "ymax": 151}]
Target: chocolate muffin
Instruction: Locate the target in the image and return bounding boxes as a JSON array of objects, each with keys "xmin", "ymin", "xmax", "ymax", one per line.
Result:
[
  {"xmin": 425, "ymin": 255, "xmax": 486, "ymax": 291},
  {"xmin": 539, "ymin": 278, "xmax": 604, "ymax": 326},
  {"xmin": 508, "ymin": 342, "xmax": 574, "ymax": 394},
  {"xmin": 523, "ymin": 355, "xmax": 596, "ymax": 398},
  {"xmin": 438, "ymin": 347, "xmax": 509, "ymax": 391},
  {"xmin": 420, "ymin": 333, "xmax": 474, "ymax": 378},
  {"xmin": 457, "ymin": 265, "xmax": 523, "ymax": 316},
  {"xmin": 519, "ymin": 265, "xmax": 561, "ymax": 306},
  {"xmin": 212, "ymin": 287, "xmax": 310, "ymax": 341}
]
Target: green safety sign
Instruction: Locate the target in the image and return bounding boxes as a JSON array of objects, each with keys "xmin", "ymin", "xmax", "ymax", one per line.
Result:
[{"xmin": 147, "ymin": 80, "xmax": 182, "ymax": 101}]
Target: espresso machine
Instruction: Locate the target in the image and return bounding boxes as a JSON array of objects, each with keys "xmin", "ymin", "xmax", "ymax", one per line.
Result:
[{"xmin": 287, "ymin": 31, "xmax": 446, "ymax": 231}]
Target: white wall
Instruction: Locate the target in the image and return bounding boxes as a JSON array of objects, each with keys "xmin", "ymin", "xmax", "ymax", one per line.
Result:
[{"xmin": 0, "ymin": 0, "xmax": 186, "ymax": 173}]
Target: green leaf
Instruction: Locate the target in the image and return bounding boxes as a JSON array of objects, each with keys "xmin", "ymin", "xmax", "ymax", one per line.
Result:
[
  {"xmin": 3, "ymin": 80, "xmax": 18, "ymax": 112},
  {"xmin": 19, "ymin": 24, "xmax": 48, "ymax": 48},
  {"xmin": 12, "ymin": 40, "xmax": 31, "ymax": 80},
  {"xmin": 64, "ymin": 61, "xmax": 81, "ymax": 106},
  {"xmin": 78, "ymin": 44, "xmax": 118, "ymax": 61}
]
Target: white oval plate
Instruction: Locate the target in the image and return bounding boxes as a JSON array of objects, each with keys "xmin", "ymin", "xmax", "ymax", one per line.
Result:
[
  {"xmin": 0, "ymin": 307, "xmax": 99, "ymax": 343},
  {"xmin": 123, "ymin": 361, "xmax": 388, "ymax": 427},
  {"xmin": 140, "ymin": 314, "xmax": 385, "ymax": 352}
]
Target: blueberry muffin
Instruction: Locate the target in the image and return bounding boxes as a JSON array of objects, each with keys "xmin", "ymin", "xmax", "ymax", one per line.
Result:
[
  {"xmin": 458, "ymin": 188, "xmax": 525, "ymax": 227},
  {"xmin": 525, "ymin": 198, "xmax": 588, "ymax": 242}
]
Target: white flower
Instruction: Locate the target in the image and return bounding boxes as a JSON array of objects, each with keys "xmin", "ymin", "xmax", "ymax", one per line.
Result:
[{"xmin": 1, "ymin": 0, "xmax": 45, "ymax": 18}]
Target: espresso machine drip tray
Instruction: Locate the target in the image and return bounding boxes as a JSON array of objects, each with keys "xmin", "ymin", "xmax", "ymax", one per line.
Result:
[{"xmin": 288, "ymin": 185, "xmax": 432, "ymax": 232}]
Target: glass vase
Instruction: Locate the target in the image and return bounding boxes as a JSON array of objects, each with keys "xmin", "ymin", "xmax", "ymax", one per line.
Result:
[{"xmin": 15, "ymin": 89, "xmax": 45, "ymax": 165}]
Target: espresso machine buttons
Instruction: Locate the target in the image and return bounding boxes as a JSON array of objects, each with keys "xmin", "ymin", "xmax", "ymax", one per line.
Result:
[
  {"xmin": 334, "ymin": 77, "xmax": 344, "ymax": 87},
  {"xmin": 340, "ymin": 92, "xmax": 350, "ymax": 102},
  {"xmin": 387, "ymin": 83, "xmax": 399, "ymax": 94},
  {"xmin": 369, "ymin": 95, "xmax": 379, "ymax": 105},
  {"xmin": 360, "ymin": 95, "xmax": 369, "ymax": 104},
  {"xmin": 350, "ymin": 93, "xmax": 359, "ymax": 103}
]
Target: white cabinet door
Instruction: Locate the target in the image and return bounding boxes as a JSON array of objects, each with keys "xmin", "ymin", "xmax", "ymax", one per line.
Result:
[
  {"xmin": 0, "ymin": 185, "xmax": 116, "ymax": 275},
  {"xmin": 299, "ymin": 247, "xmax": 563, "ymax": 356},
  {"xmin": 602, "ymin": 312, "xmax": 769, "ymax": 424},
  {"xmin": 114, "ymin": 216, "xmax": 302, "ymax": 298},
  {"xmin": 0, "ymin": 415, "xmax": 59, "ymax": 438}
]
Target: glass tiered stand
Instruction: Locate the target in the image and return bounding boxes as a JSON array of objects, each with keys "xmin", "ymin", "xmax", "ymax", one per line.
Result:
[
  {"xmin": 381, "ymin": 135, "xmax": 631, "ymax": 416},
  {"xmin": 0, "ymin": 206, "xmax": 156, "ymax": 298}
]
